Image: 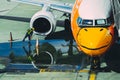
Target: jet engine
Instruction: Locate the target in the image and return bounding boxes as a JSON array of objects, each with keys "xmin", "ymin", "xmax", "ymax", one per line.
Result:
[
  {"xmin": 30, "ymin": 11, "xmax": 56, "ymax": 36},
  {"xmin": 32, "ymin": 51, "xmax": 54, "ymax": 69},
  {"xmin": 31, "ymin": 42, "xmax": 57, "ymax": 69}
]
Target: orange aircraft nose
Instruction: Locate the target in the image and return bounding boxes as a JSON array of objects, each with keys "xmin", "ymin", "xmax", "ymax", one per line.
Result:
[{"xmin": 77, "ymin": 27, "xmax": 113, "ymax": 56}]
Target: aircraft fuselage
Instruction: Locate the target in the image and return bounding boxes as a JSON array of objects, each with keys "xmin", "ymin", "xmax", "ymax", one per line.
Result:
[{"xmin": 71, "ymin": 0, "xmax": 115, "ymax": 56}]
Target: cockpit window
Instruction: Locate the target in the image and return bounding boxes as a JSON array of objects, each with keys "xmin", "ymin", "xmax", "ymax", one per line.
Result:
[
  {"xmin": 95, "ymin": 19, "xmax": 106, "ymax": 25},
  {"xmin": 77, "ymin": 17, "xmax": 82, "ymax": 26},
  {"xmin": 77, "ymin": 17, "xmax": 93, "ymax": 27},
  {"xmin": 77, "ymin": 17, "xmax": 113, "ymax": 28},
  {"xmin": 82, "ymin": 20, "xmax": 93, "ymax": 25}
]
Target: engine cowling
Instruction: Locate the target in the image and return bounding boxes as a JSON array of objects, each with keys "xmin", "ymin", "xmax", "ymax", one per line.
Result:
[
  {"xmin": 32, "ymin": 51, "xmax": 54, "ymax": 69},
  {"xmin": 31, "ymin": 42, "xmax": 57, "ymax": 69},
  {"xmin": 30, "ymin": 11, "xmax": 56, "ymax": 36}
]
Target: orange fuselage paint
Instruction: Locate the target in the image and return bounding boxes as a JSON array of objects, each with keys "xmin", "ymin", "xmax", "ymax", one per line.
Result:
[{"xmin": 71, "ymin": 0, "xmax": 115, "ymax": 56}]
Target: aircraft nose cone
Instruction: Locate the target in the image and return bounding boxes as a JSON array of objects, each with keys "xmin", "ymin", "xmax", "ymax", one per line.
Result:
[{"xmin": 77, "ymin": 27, "xmax": 112, "ymax": 56}]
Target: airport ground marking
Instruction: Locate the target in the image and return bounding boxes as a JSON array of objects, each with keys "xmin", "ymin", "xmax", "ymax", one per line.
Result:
[{"xmin": 88, "ymin": 71, "xmax": 97, "ymax": 80}]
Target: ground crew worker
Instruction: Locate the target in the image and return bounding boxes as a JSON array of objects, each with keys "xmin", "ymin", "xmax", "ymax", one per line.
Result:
[{"xmin": 23, "ymin": 28, "xmax": 34, "ymax": 41}]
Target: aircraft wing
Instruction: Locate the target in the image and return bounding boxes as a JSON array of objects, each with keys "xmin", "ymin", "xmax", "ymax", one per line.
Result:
[{"xmin": 7, "ymin": 0, "xmax": 73, "ymax": 13}]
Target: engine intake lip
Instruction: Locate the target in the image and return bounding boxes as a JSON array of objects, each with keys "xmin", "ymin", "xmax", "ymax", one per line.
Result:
[
  {"xmin": 33, "ymin": 17, "xmax": 52, "ymax": 35},
  {"xmin": 32, "ymin": 51, "xmax": 54, "ymax": 69}
]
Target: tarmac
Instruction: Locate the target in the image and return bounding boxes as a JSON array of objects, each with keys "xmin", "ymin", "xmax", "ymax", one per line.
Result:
[
  {"xmin": 0, "ymin": 65, "xmax": 120, "ymax": 80},
  {"xmin": 0, "ymin": 0, "xmax": 120, "ymax": 80}
]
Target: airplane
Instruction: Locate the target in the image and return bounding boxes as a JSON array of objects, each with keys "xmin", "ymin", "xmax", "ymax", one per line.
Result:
[
  {"xmin": 1, "ymin": 0, "xmax": 120, "ymax": 73},
  {"xmin": 0, "ymin": 38, "xmax": 81, "ymax": 70}
]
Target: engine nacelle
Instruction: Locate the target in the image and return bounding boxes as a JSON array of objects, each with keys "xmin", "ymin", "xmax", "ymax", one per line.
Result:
[
  {"xmin": 32, "ymin": 51, "xmax": 54, "ymax": 69},
  {"xmin": 30, "ymin": 10, "xmax": 56, "ymax": 36}
]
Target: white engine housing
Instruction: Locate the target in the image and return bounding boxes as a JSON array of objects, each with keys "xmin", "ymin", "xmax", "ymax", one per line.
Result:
[{"xmin": 30, "ymin": 10, "xmax": 56, "ymax": 36}]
